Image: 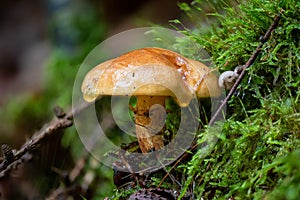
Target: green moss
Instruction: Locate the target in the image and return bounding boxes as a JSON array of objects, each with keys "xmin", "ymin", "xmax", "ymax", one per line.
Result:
[
  {"xmin": 266, "ymin": 150, "xmax": 300, "ymax": 200},
  {"xmin": 110, "ymin": 0, "xmax": 300, "ymax": 199},
  {"xmin": 107, "ymin": 0, "xmax": 299, "ymax": 198},
  {"xmin": 174, "ymin": 0, "xmax": 300, "ymax": 199},
  {"xmin": 2, "ymin": 0, "xmax": 299, "ymax": 198}
]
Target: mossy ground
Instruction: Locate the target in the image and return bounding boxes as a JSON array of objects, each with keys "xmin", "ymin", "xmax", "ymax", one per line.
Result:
[
  {"xmin": 0, "ymin": 0, "xmax": 299, "ymax": 199},
  {"xmin": 109, "ymin": 0, "xmax": 300, "ymax": 199}
]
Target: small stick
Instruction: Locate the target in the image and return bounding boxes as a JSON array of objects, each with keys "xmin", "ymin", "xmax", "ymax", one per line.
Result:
[{"xmin": 0, "ymin": 102, "xmax": 90, "ymax": 178}]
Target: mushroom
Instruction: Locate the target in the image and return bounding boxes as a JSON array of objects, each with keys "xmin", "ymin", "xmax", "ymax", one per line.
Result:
[
  {"xmin": 81, "ymin": 47, "xmax": 221, "ymax": 154},
  {"xmin": 218, "ymin": 70, "xmax": 238, "ymax": 90},
  {"xmin": 218, "ymin": 66, "xmax": 243, "ymax": 90}
]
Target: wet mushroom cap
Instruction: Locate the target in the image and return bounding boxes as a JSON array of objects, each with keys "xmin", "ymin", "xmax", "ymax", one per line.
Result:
[
  {"xmin": 81, "ymin": 47, "xmax": 221, "ymax": 105},
  {"xmin": 81, "ymin": 47, "xmax": 222, "ymax": 153}
]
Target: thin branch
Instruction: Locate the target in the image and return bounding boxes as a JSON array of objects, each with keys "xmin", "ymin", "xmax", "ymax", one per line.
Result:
[
  {"xmin": 208, "ymin": 13, "xmax": 281, "ymax": 126},
  {"xmin": 159, "ymin": 12, "xmax": 282, "ymax": 187},
  {"xmin": 0, "ymin": 103, "xmax": 90, "ymax": 179}
]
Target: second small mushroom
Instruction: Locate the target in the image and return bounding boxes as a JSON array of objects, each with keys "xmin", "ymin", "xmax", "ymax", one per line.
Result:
[{"xmin": 81, "ymin": 47, "xmax": 221, "ymax": 154}]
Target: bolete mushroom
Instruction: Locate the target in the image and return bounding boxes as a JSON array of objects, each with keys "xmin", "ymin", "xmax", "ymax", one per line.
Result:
[{"xmin": 81, "ymin": 47, "xmax": 221, "ymax": 154}]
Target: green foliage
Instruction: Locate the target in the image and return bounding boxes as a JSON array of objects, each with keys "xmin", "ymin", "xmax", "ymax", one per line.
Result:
[
  {"xmin": 2, "ymin": 0, "xmax": 299, "ymax": 198},
  {"xmin": 180, "ymin": 104, "xmax": 299, "ymax": 199},
  {"xmin": 109, "ymin": 0, "xmax": 299, "ymax": 198},
  {"xmin": 266, "ymin": 150, "xmax": 300, "ymax": 200},
  {"xmin": 108, "ymin": 188, "xmax": 138, "ymax": 200},
  {"xmin": 173, "ymin": 0, "xmax": 300, "ymax": 199}
]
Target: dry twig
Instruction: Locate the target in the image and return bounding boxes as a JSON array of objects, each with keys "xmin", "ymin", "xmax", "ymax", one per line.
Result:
[{"xmin": 0, "ymin": 103, "xmax": 89, "ymax": 179}]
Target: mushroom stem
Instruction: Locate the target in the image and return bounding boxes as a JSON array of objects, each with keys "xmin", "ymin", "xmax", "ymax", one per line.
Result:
[{"xmin": 135, "ymin": 95, "xmax": 166, "ymax": 153}]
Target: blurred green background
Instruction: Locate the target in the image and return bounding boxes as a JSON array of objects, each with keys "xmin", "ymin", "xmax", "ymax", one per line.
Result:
[{"xmin": 0, "ymin": 0, "xmax": 299, "ymax": 199}]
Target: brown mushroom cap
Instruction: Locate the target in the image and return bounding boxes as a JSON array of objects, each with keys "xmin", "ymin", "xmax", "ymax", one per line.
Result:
[{"xmin": 81, "ymin": 47, "xmax": 221, "ymax": 106}]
